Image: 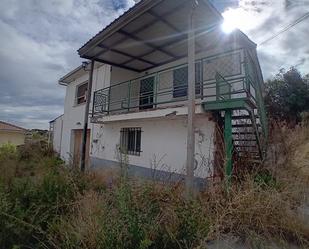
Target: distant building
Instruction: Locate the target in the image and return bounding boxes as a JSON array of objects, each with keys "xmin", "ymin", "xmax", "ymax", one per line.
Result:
[
  {"xmin": 49, "ymin": 115, "xmax": 64, "ymax": 155},
  {"xmin": 0, "ymin": 121, "xmax": 27, "ymax": 146}
]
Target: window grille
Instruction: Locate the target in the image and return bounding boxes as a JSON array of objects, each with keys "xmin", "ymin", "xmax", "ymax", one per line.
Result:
[
  {"xmin": 120, "ymin": 128, "xmax": 142, "ymax": 156},
  {"xmin": 173, "ymin": 62, "xmax": 202, "ymax": 98},
  {"xmin": 76, "ymin": 82, "xmax": 88, "ymax": 105}
]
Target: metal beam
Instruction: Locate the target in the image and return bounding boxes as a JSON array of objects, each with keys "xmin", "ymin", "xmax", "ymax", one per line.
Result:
[
  {"xmin": 118, "ymin": 29, "xmax": 178, "ymax": 59},
  {"xmin": 92, "ymin": 1, "xmax": 188, "ymax": 59},
  {"xmin": 148, "ymin": 10, "xmax": 204, "ymax": 50},
  {"xmin": 83, "ymin": 56, "xmax": 142, "ymax": 72},
  {"xmin": 98, "ymin": 44, "xmax": 157, "ymax": 66},
  {"xmin": 122, "ymin": 23, "xmax": 219, "ymax": 70}
]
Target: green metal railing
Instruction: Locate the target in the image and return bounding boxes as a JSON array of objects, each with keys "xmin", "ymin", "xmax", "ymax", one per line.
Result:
[
  {"xmin": 92, "ymin": 48, "xmax": 267, "ymax": 140},
  {"xmin": 94, "ymin": 49, "xmax": 255, "ymax": 112},
  {"xmin": 244, "ymin": 50, "xmax": 268, "ymax": 142}
]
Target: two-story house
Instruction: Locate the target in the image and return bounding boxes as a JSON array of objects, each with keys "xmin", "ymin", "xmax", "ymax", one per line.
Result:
[{"xmin": 51, "ymin": 0, "xmax": 267, "ymax": 183}]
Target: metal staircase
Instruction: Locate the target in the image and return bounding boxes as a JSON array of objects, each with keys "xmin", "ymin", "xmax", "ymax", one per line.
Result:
[
  {"xmin": 232, "ymin": 109, "xmax": 264, "ymax": 161},
  {"xmin": 202, "ymin": 72, "xmax": 267, "ymax": 179}
]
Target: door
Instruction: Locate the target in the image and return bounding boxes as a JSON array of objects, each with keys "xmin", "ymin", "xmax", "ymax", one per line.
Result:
[
  {"xmin": 73, "ymin": 129, "xmax": 90, "ymax": 168},
  {"xmin": 139, "ymin": 76, "xmax": 154, "ymax": 110}
]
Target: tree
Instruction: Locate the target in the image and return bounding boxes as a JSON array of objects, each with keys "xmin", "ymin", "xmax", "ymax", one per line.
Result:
[{"xmin": 264, "ymin": 67, "xmax": 309, "ymax": 124}]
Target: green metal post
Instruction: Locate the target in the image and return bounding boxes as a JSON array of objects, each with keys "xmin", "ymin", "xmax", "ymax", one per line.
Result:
[
  {"xmin": 154, "ymin": 73, "xmax": 158, "ymax": 108},
  {"xmin": 127, "ymin": 81, "xmax": 131, "ymax": 111},
  {"xmin": 224, "ymin": 110, "xmax": 233, "ymax": 183},
  {"xmin": 107, "ymin": 87, "xmax": 111, "ymax": 115}
]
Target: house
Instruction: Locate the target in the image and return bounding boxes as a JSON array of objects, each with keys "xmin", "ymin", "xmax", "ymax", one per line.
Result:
[
  {"xmin": 51, "ymin": 0, "xmax": 267, "ymax": 183},
  {"xmin": 0, "ymin": 121, "xmax": 26, "ymax": 146},
  {"xmin": 50, "ymin": 64, "xmax": 108, "ymax": 167}
]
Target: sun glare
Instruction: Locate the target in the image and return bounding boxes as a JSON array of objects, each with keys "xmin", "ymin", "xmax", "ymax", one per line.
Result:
[
  {"xmin": 221, "ymin": 21, "xmax": 236, "ymax": 33},
  {"xmin": 221, "ymin": 7, "xmax": 256, "ymax": 34}
]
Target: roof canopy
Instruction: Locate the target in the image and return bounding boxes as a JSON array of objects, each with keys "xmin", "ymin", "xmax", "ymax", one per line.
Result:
[{"xmin": 78, "ymin": 0, "xmax": 224, "ymax": 72}]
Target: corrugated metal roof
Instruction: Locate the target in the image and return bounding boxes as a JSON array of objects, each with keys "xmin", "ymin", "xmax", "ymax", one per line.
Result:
[
  {"xmin": 77, "ymin": 0, "xmax": 227, "ymax": 72},
  {"xmin": 78, "ymin": 0, "xmax": 148, "ymax": 53}
]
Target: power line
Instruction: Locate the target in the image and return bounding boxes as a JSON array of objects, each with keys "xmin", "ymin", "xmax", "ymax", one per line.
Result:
[{"xmin": 259, "ymin": 12, "xmax": 309, "ymax": 46}]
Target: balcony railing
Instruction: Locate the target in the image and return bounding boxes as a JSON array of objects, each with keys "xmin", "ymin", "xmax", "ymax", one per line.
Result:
[{"xmin": 93, "ymin": 48, "xmax": 263, "ymax": 121}]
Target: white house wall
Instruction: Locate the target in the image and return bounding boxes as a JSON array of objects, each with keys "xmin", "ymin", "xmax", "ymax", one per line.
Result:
[
  {"xmin": 90, "ymin": 114, "xmax": 215, "ymax": 179},
  {"xmin": 60, "ymin": 64, "xmax": 111, "ymax": 163}
]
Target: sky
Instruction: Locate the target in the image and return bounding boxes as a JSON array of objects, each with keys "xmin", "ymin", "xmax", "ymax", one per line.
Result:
[{"xmin": 0, "ymin": 0, "xmax": 308, "ymax": 129}]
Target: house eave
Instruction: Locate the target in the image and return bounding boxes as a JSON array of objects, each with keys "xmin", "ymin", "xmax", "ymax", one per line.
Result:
[{"xmin": 58, "ymin": 65, "xmax": 85, "ymax": 85}]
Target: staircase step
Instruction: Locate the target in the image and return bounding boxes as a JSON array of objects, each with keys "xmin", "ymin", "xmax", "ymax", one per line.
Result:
[
  {"xmin": 232, "ymin": 124, "xmax": 253, "ymax": 128},
  {"xmin": 235, "ymin": 145, "xmax": 258, "ymax": 149},
  {"xmin": 232, "ymin": 115, "xmax": 258, "ymax": 120},
  {"xmin": 232, "ymin": 132, "xmax": 256, "ymax": 135},
  {"xmin": 233, "ymin": 138, "xmax": 257, "ymax": 142},
  {"xmin": 234, "ymin": 143, "xmax": 257, "ymax": 148},
  {"xmin": 238, "ymin": 152, "xmax": 260, "ymax": 157},
  {"xmin": 237, "ymin": 148, "xmax": 259, "ymax": 152}
]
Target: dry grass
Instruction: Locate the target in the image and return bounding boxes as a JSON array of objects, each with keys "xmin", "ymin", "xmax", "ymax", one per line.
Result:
[{"xmin": 1, "ymin": 124, "xmax": 309, "ymax": 249}]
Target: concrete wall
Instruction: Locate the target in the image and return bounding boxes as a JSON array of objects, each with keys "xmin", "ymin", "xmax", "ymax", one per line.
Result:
[
  {"xmin": 0, "ymin": 131, "xmax": 25, "ymax": 146},
  {"xmin": 60, "ymin": 64, "xmax": 111, "ymax": 163},
  {"xmin": 90, "ymin": 113, "xmax": 215, "ymax": 179},
  {"xmin": 51, "ymin": 115, "xmax": 63, "ymax": 154}
]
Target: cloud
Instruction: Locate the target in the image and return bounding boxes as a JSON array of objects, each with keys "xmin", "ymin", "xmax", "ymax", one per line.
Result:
[
  {"xmin": 221, "ymin": 0, "xmax": 309, "ymax": 78},
  {"xmin": 0, "ymin": 0, "xmax": 135, "ymax": 129},
  {"xmin": 0, "ymin": 0, "xmax": 308, "ymax": 129}
]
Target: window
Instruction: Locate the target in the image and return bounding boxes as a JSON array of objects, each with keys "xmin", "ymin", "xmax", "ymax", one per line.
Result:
[
  {"xmin": 76, "ymin": 82, "xmax": 88, "ymax": 105},
  {"xmin": 139, "ymin": 76, "xmax": 154, "ymax": 110},
  {"xmin": 120, "ymin": 128, "xmax": 142, "ymax": 156},
  {"xmin": 173, "ymin": 63, "xmax": 202, "ymax": 98}
]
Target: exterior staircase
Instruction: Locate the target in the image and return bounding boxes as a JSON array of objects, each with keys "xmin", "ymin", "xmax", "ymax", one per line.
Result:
[
  {"xmin": 232, "ymin": 109, "xmax": 264, "ymax": 161},
  {"xmin": 202, "ymin": 73, "xmax": 268, "ymax": 176}
]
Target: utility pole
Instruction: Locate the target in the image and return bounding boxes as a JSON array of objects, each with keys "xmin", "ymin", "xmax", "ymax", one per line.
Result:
[
  {"xmin": 81, "ymin": 60, "xmax": 94, "ymax": 172},
  {"xmin": 186, "ymin": 0, "xmax": 198, "ymax": 197}
]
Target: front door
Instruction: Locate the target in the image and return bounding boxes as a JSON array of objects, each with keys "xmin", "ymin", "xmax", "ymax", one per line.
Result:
[
  {"xmin": 139, "ymin": 76, "xmax": 154, "ymax": 110},
  {"xmin": 73, "ymin": 129, "xmax": 90, "ymax": 169}
]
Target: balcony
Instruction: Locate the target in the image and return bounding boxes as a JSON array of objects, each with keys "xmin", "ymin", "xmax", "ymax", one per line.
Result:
[{"xmin": 94, "ymin": 48, "xmax": 263, "ymax": 119}]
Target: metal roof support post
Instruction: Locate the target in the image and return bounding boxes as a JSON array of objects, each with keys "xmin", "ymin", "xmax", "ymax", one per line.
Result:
[
  {"xmin": 186, "ymin": 0, "xmax": 198, "ymax": 198},
  {"xmin": 81, "ymin": 60, "xmax": 95, "ymax": 172}
]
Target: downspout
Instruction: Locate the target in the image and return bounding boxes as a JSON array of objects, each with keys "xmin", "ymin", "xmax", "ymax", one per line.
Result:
[{"xmin": 81, "ymin": 60, "xmax": 95, "ymax": 172}]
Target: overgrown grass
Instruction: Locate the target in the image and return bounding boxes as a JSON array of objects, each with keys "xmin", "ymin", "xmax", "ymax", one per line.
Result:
[{"xmin": 0, "ymin": 124, "xmax": 308, "ymax": 249}]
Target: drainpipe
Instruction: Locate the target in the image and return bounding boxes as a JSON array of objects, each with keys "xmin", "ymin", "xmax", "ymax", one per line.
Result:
[
  {"xmin": 81, "ymin": 60, "xmax": 95, "ymax": 172},
  {"xmin": 186, "ymin": 0, "xmax": 198, "ymax": 198}
]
